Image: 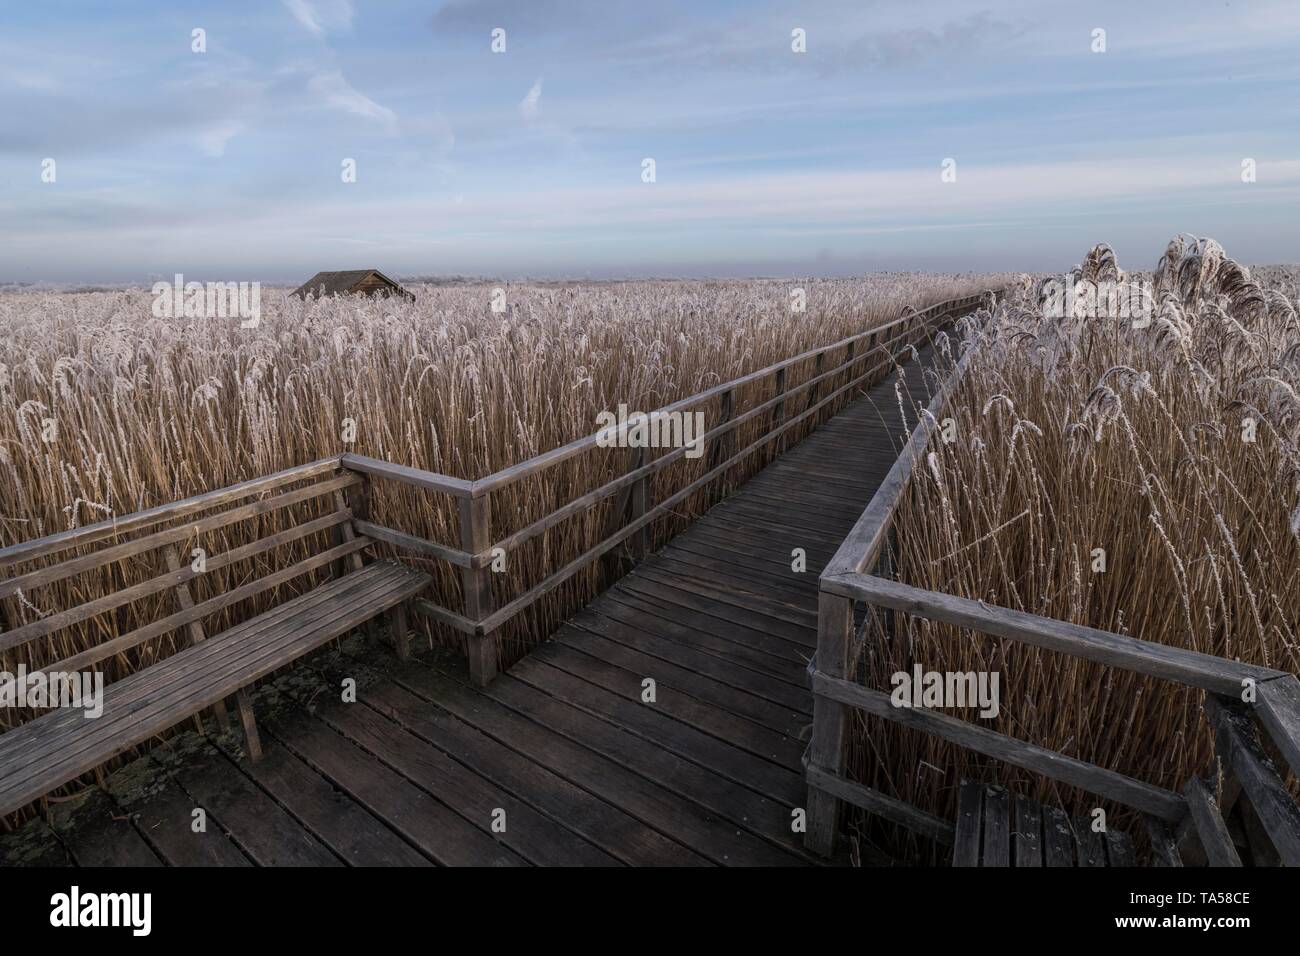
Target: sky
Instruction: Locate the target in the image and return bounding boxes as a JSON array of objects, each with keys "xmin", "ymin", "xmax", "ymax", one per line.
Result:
[{"xmin": 2, "ymin": 0, "xmax": 1300, "ymax": 282}]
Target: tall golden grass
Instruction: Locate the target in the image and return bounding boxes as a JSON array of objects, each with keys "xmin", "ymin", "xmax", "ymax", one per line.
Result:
[
  {"xmin": 852, "ymin": 239, "xmax": 1300, "ymax": 855},
  {"xmin": 0, "ymin": 274, "xmax": 999, "ymax": 802}
]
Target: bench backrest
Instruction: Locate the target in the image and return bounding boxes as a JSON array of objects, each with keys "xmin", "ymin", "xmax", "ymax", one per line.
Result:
[{"xmin": 0, "ymin": 457, "xmax": 368, "ymax": 696}]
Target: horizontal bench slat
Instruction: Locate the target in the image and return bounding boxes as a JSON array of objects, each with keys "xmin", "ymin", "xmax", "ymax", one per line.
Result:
[
  {"xmin": 0, "ymin": 457, "xmax": 342, "ymax": 571},
  {"xmin": 0, "ymin": 473, "xmax": 360, "ymax": 602},
  {"xmin": 49, "ymin": 536, "xmax": 373, "ymax": 674},
  {"xmin": 0, "ymin": 511, "xmax": 351, "ymax": 654}
]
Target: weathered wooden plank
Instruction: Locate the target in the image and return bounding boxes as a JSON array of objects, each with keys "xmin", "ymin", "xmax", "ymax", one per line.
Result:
[
  {"xmin": 216, "ymin": 735, "xmax": 431, "ymax": 866},
  {"xmin": 384, "ymin": 652, "xmax": 803, "ymax": 865},
  {"xmin": 0, "ymin": 566, "xmax": 406, "ymax": 789},
  {"xmin": 1043, "ymin": 806, "xmax": 1075, "ymax": 866},
  {"xmin": 952, "ymin": 781, "xmax": 983, "ymax": 866},
  {"xmin": 0, "ymin": 472, "xmax": 360, "ymax": 603},
  {"xmin": 515, "ymin": 649, "xmax": 803, "ymax": 801},
  {"xmin": 0, "ymin": 511, "xmax": 349, "ymax": 654},
  {"xmin": 562, "ymin": 614, "xmax": 811, "ymax": 716},
  {"xmin": 806, "ymin": 765, "xmax": 954, "ymax": 846},
  {"xmin": 171, "ymin": 737, "xmax": 342, "ymax": 866},
  {"xmin": 821, "ymin": 343, "xmax": 971, "ymax": 578},
  {"xmin": 47, "ymin": 787, "xmax": 163, "ymax": 867},
  {"xmin": 459, "ymin": 494, "xmax": 498, "ymax": 685},
  {"xmin": 104, "ymin": 757, "xmax": 252, "ymax": 867},
  {"xmin": 265, "ymin": 711, "xmax": 525, "ymax": 866},
  {"xmin": 535, "ymin": 635, "xmax": 804, "ymax": 765},
  {"xmin": 293, "ymin": 686, "xmax": 616, "ymax": 865},
  {"xmin": 339, "ymin": 650, "xmax": 708, "ymax": 865},
  {"xmin": 0, "ymin": 561, "xmax": 429, "ymax": 817},
  {"xmin": 810, "ymin": 669, "xmax": 1187, "ymax": 821},
  {"xmin": 1204, "ymin": 695, "xmax": 1300, "ymax": 865},
  {"xmin": 805, "ymin": 591, "xmax": 855, "ymax": 857},
  {"xmin": 1146, "ymin": 816, "xmax": 1183, "ymax": 867},
  {"xmin": 617, "ymin": 573, "xmax": 815, "ymax": 646},
  {"xmin": 1182, "ymin": 777, "xmax": 1242, "ymax": 866},
  {"xmin": 1013, "ymin": 794, "xmax": 1043, "ymax": 867},
  {"xmin": 483, "ymin": 673, "xmax": 807, "ymax": 864},
  {"xmin": 1255, "ymin": 675, "xmax": 1300, "ymax": 779},
  {"xmin": 1104, "ymin": 827, "xmax": 1138, "ymax": 867},
  {"xmin": 164, "ymin": 544, "xmax": 231, "ymax": 734},
  {"xmin": 1073, "ymin": 817, "xmax": 1107, "ymax": 867},
  {"xmin": 0, "ymin": 817, "xmax": 74, "ymax": 867},
  {"xmin": 354, "ymin": 519, "xmax": 472, "ymax": 569},
  {"xmin": 823, "ymin": 572, "xmax": 1284, "ymax": 695},
  {"xmin": 338, "ymin": 453, "xmax": 473, "ymax": 498},
  {"xmin": 49, "ymin": 536, "xmax": 374, "ymax": 672},
  {"xmin": 982, "ymin": 786, "xmax": 1010, "ymax": 866},
  {"xmin": 0, "ymin": 456, "xmax": 342, "ymax": 570},
  {"xmin": 598, "ymin": 590, "xmax": 807, "ymax": 673}
]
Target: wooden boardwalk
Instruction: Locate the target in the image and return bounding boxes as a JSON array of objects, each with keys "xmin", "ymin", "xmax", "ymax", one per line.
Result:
[{"xmin": 1, "ymin": 349, "xmax": 941, "ymax": 867}]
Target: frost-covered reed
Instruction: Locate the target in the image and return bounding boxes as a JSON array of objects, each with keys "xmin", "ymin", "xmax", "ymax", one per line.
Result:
[{"xmin": 853, "ymin": 239, "xmax": 1300, "ymax": 856}]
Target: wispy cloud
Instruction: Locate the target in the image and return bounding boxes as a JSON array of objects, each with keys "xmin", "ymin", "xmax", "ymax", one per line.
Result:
[
  {"xmin": 282, "ymin": 0, "xmax": 354, "ymax": 37},
  {"xmin": 307, "ymin": 70, "xmax": 397, "ymax": 129},
  {"xmin": 6, "ymin": 0, "xmax": 1300, "ymax": 280},
  {"xmin": 197, "ymin": 122, "xmax": 244, "ymax": 158},
  {"xmin": 519, "ymin": 78, "xmax": 543, "ymax": 121}
]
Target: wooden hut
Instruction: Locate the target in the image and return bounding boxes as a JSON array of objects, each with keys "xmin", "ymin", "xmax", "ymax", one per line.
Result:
[{"xmin": 291, "ymin": 269, "xmax": 414, "ymax": 301}]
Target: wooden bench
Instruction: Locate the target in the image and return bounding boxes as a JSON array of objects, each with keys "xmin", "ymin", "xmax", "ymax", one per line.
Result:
[
  {"xmin": 0, "ymin": 459, "xmax": 431, "ymax": 819},
  {"xmin": 951, "ymin": 781, "xmax": 1137, "ymax": 867}
]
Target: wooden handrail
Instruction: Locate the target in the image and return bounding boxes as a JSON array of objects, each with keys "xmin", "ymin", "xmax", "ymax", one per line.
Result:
[
  {"xmin": 471, "ymin": 294, "xmax": 983, "ymax": 496},
  {"xmin": 471, "ymin": 312, "xmax": 969, "ymax": 636},
  {"xmin": 0, "ymin": 291, "xmax": 988, "ymax": 701},
  {"xmin": 822, "ymin": 339, "xmax": 977, "ymax": 579},
  {"xmin": 822, "ymin": 571, "xmax": 1288, "ymax": 695},
  {"xmin": 808, "ymin": 666, "xmax": 1187, "ymax": 821},
  {"xmin": 339, "ymin": 453, "xmax": 474, "ymax": 498},
  {"xmin": 482, "ymin": 336, "xmax": 931, "ymax": 562},
  {"xmin": 804, "ymin": 286, "xmax": 1300, "ymax": 861}
]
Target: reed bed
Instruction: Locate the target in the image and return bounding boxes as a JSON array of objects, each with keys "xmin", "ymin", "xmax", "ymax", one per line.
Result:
[
  {"xmin": 850, "ymin": 238, "xmax": 1300, "ymax": 859},
  {"xmin": 0, "ymin": 274, "xmax": 1002, "ymax": 819}
]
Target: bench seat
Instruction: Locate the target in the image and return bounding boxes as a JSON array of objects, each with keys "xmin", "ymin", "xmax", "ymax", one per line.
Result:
[
  {"xmin": 0, "ymin": 558, "xmax": 430, "ymax": 818},
  {"xmin": 951, "ymin": 780, "xmax": 1137, "ymax": 867}
]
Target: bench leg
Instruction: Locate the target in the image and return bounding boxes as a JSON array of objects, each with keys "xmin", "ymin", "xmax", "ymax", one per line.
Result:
[
  {"xmin": 391, "ymin": 603, "xmax": 411, "ymax": 661},
  {"xmin": 234, "ymin": 688, "xmax": 263, "ymax": 762}
]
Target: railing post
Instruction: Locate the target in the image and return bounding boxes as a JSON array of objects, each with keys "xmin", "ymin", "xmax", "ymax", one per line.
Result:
[
  {"xmin": 708, "ymin": 388, "xmax": 734, "ymax": 480},
  {"xmin": 807, "ymin": 353, "xmax": 826, "ymax": 429},
  {"xmin": 459, "ymin": 492, "xmax": 498, "ymax": 686},
  {"xmin": 805, "ymin": 589, "xmax": 854, "ymax": 856},
  {"xmin": 771, "ymin": 368, "xmax": 787, "ymax": 457},
  {"xmin": 842, "ymin": 340, "xmax": 856, "ymax": 408},
  {"xmin": 630, "ymin": 447, "xmax": 648, "ymax": 561}
]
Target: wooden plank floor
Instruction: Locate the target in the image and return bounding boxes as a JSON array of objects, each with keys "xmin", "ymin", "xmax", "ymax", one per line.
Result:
[{"xmin": 1, "ymin": 345, "xmax": 943, "ymax": 868}]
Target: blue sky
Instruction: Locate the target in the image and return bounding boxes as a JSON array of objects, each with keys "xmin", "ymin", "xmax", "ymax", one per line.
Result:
[{"xmin": 3, "ymin": 0, "xmax": 1300, "ymax": 282}]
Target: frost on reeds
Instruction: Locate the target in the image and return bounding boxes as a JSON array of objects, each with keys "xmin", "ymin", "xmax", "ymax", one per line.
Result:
[
  {"xmin": 0, "ymin": 276, "xmax": 1002, "ymax": 759},
  {"xmin": 854, "ymin": 239, "xmax": 1300, "ymax": 851}
]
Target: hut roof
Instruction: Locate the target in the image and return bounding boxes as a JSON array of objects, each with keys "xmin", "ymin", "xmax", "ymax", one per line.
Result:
[{"xmin": 291, "ymin": 269, "xmax": 414, "ymax": 301}]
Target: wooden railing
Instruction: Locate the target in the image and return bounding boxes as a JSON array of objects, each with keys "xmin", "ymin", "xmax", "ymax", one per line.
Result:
[
  {"xmin": 325, "ymin": 292, "xmax": 991, "ymax": 686},
  {"xmin": 0, "ymin": 292, "xmax": 988, "ymax": 696},
  {"xmin": 804, "ymin": 311, "xmax": 1300, "ymax": 865}
]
